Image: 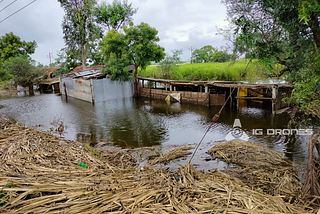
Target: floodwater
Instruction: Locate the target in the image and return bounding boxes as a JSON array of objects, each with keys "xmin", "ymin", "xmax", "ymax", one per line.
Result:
[{"xmin": 0, "ymin": 92, "xmax": 317, "ymax": 170}]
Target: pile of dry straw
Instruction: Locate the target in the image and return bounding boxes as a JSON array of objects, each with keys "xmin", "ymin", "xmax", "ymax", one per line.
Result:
[{"xmin": 0, "ymin": 117, "xmax": 317, "ymax": 213}]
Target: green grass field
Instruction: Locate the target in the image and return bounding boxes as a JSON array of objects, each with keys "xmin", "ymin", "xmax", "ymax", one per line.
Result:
[{"xmin": 139, "ymin": 60, "xmax": 280, "ymax": 82}]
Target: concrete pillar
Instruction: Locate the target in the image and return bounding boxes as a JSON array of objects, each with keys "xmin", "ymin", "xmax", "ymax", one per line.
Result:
[
  {"xmin": 205, "ymin": 86, "xmax": 210, "ymax": 106},
  {"xmin": 272, "ymin": 86, "xmax": 278, "ymax": 99},
  {"xmin": 174, "ymin": 86, "xmax": 176, "ymax": 91},
  {"xmin": 169, "ymin": 85, "xmax": 172, "ymax": 91},
  {"xmin": 272, "ymin": 86, "xmax": 278, "ymax": 114}
]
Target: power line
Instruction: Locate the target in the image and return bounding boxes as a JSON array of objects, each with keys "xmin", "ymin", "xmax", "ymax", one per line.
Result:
[
  {"xmin": 0, "ymin": 0, "xmax": 36, "ymax": 24},
  {"xmin": 0, "ymin": 0, "xmax": 17, "ymax": 12}
]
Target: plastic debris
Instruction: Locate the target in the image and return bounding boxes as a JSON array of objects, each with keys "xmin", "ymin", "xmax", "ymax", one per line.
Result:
[{"xmin": 78, "ymin": 162, "xmax": 89, "ymax": 169}]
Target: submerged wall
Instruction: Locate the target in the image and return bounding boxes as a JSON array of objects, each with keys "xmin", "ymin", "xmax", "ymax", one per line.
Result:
[
  {"xmin": 60, "ymin": 78, "xmax": 93, "ymax": 102},
  {"xmin": 60, "ymin": 77, "xmax": 134, "ymax": 103},
  {"xmin": 139, "ymin": 87, "xmax": 226, "ymax": 106},
  {"xmin": 93, "ymin": 78, "xmax": 134, "ymax": 102}
]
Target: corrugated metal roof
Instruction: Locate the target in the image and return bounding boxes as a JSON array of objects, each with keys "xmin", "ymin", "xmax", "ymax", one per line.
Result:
[
  {"xmin": 74, "ymin": 70, "xmax": 100, "ymax": 78},
  {"xmin": 70, "ymin": 65, "xmax": 106, "ymax": 74},
  {"xmin": 82, "ymin": 73, "xmax": 107, "ymax": 80}
]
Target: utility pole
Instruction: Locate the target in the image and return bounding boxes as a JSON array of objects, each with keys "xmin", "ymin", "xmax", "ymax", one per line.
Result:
[
  {"xmin": 47, "ymin": 53, "xmax": 53, "ymax": 67},
  {"xmin": 189, "ymin": 46, "xmax": 195, "ymax": 66}
]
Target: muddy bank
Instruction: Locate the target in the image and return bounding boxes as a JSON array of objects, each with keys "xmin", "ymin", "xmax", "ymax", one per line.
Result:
[
  {"xmin": 0, "ymin": 117, "xmax": 318, "ymax": 213},
  {"xmin": 0, "ymin": 89, "xmax": 18, "ymax": 98}
]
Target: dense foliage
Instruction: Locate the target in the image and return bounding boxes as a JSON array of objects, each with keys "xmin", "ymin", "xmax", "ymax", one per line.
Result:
[
  {"xmin": 5, "ymin": 56, "xmax": 44, "ymax": 95},
  {"xmin": 100, "ymin": 22, "xmax": 165, "ymax": 94},
  {"xmin": 95, "ymin": 0, "xmax": 137, "ymax": 33},
  {"xmin": 0, "ymin": 33, "xmax": 38, "ymax": 83},
  {"xmin": 223, "ymin": 0, "xmax": 320, "ymax": 118},
  {"xmin": 58, "ymin": 0, "xmax": 100, "ymax": 69},
  {"xmin": 192, "ymin": 45, "xmax": 231, "ymax": 63},
  {"xmin": 0, "ymin": 32, "xmax": 37, "ymax": 61}
]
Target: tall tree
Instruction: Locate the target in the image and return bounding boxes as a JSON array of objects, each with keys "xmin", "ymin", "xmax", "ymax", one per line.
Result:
[
  {"xmin": 0, "ymin": 32, "xmax": 37, "ymax": 61},
  {"xmin": 58, "ymin": 0, "xmax": 100, "ymax": 70},
  {"xmin": 6, "ymin": 56, "xmax": 44, "ymax": 95},
  {"xmin": 95, "ymin": 0, "xmax": 137, "ymax": 33},
  {"xmin": 100, "ymin": 22, "xmax": 165, "ymax": 96}
]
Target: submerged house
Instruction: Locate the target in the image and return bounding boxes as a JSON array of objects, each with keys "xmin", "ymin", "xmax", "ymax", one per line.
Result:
[
  {"xmin": 137, "ymin": 77, "xmax": 293, "ymax": 114},
  {"xmin": 60, "ymin": 65, "xmax": 134, "ymax": 103},
  {"xmin": 38, "ymin": 67, "xmax": 61, "ymax": 93}
]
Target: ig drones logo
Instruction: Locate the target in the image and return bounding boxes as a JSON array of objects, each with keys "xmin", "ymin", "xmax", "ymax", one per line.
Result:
[{"xmin": 225, "ymin": 119, "xmax": 249, "ymax": 141}]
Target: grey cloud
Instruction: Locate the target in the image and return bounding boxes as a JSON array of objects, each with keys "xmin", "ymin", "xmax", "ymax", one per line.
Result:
[{"xmin": 0, "ymin": 0, "xmax": 229, "ymax": 65}]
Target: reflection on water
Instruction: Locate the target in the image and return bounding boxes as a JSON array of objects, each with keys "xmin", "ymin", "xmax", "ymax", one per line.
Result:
[{"xmin": 0, "ymin": 93, "xmax": 317, "ymax": 164}]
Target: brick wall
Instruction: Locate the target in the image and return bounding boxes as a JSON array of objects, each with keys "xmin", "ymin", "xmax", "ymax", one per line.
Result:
[{"xmin": 139, "ymin": 87, "xmax": 225, "ymax": 106}]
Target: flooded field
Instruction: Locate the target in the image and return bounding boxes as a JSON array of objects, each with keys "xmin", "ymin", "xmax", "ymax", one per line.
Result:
[{"xmin": 0, "ymin": 92, "xmax": 316, "ymax": 170}]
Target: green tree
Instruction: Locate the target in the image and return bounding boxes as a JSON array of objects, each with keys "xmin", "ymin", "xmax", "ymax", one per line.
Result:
[
  {"xmin": 193, "ymin": 45, "xmax": 231, "ymax": 63},
  {"xmin": 58, "ymin": 0, "xmax": 100, "ymax": 70},
  {"xmin": 5, "ymin": 56, "xmax": 44, "ymax": 95},
  {"xmin": 0, "ymin": 61, "xmax": 13, "ymax": 82},
  {"xmin": 53, "ymin": 48, "xmax": 82, "ymax": 73},
  {"xmin": 193, "ymin": 45, "xmax": 216, "ymax": 63},
  {"xmin": 158, "ymin": 49, "xmax": 182, "ymax": 79},
  {"xmin": 100, "ymin": 22, "xmax": 165, "ymax": 95},
  {"xmin": 0, "ymin": 32, "xmax": 37, "ymax": 61},
  {"xmin": 0, "ymin": 32, "xmax": 37, "ymax": 82},
  {"xmin": 212, "ymin": 50, "xmax": 231, "ymax": 62},
  {"xmin": 95, "ymin": 0, "xmax": 137, "ymax": 33},
  {"xmin": 223, "ymin": 0, "xmax": 320, "ymax": 118}
]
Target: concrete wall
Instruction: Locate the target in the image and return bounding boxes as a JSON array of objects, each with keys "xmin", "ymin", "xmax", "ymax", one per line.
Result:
[{"xmin": 139, "ymin": 87, "xmax": 226, "ymax": 106}]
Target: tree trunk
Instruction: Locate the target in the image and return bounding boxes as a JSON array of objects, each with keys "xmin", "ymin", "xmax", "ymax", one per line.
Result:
[
  {"xmin": 28, "ymin": 84, "xmax": 34, "ymax": 96},
  {"xmin": 81, "ymin": 44, "xmax": 87, "ymax": 70},
  {"xmin": 311, "ymin": 12, "xmax": 320, "ymax": 50},
  {"xmin": 133, "ymin": 67, "xmax": 138, "ymax": 98}
]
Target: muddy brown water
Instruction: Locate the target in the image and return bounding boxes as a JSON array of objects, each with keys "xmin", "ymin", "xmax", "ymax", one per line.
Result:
[{"xmin": 0, "ymin": 92, "xmax": 317, "ymax": 171}]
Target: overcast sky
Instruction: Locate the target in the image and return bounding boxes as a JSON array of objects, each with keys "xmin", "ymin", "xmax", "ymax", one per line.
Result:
[{"xmin": 0, "ymin": 0, "xmax": 229, "ymax": 66}]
